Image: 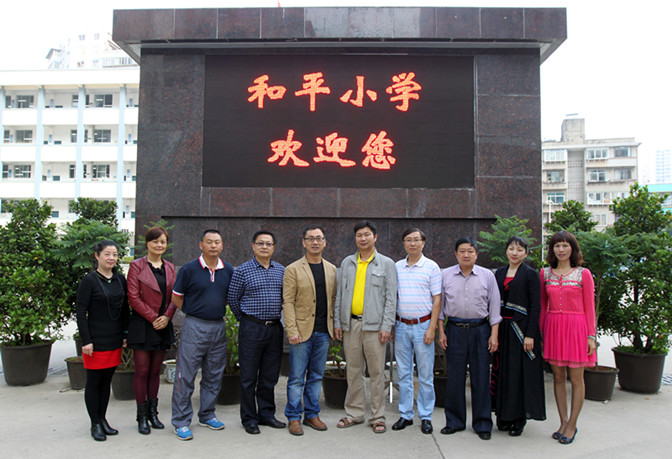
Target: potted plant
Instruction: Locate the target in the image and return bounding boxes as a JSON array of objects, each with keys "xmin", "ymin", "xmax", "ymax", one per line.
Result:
[
  {"xmin": 111, "ymin": 348, "xmax": 136, "ymax": 400},
  {"xmin": 65, "ymin": 356, "xmax": 86, "ymax": 390},
  {"xmin": 217, "ymin": 308, "xmax": 241, "ymax": 405},
  {"xmin": 601, "ymin": 184, "xmax": 672, "ymax": 394},
  {"xmin": 322, "ymin": 338, "xmax": 347, "ymax": 409},
  {"xmin": 575, "ymin": 228, "xmax": 629, "ymax": 401},
  {"xmin": 0, "ymin": 200, "xmax": 70, "ymax": 386}
]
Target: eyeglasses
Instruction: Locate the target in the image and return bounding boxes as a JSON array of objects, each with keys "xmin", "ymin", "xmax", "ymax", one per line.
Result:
[
  {"xmin": 254, "ymin": 241, "xmax": 274, "ymax": 247},
  {"xmin": 304, "ymin": 236, "xmax": 325, "ymax": 243},
  {"xmin": 403, "ymin": 238, "xmax": 423, "ymax": 244}
]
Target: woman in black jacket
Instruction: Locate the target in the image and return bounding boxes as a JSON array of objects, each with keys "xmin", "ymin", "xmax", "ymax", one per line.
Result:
[
  {"xmin": 490, "ymin": 236, "xmax": 546, "ymax": 436},
  {"xmin": 76, "ymin": 240, "xmax": 129, "ymax": 441}
]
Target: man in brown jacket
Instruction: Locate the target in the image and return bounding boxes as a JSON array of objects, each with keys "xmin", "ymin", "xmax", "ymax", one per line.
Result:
[{"xmin": 282, "ymin": 226, "xmax": 337, "ymax": 436}]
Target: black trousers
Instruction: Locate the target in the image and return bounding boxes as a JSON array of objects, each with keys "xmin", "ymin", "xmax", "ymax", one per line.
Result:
[{"xmin": 238, "ymin": 317, "xmax": 283, "ymax": 427}]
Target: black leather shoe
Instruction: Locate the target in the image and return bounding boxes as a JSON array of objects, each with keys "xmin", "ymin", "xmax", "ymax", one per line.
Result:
[
  {"xmin": 259, "ymin": 418, "xmax": 286, "ymax": 429},
  {"xmin": 391, "ymin": 417, "xmax": 413, "ymax": 431},
  {"xmin": 100, "ymin": 419, "xmax": 118, "ymax": 435},
  {"xmin": 440, "ymin": 426, "xmax": 464, "ymax": 435},
  {"xmin": 91, "ymin": 423, "xmax": 107, "ymax": 441},
  {"xmin": 421, "ymin": 420, "xmax": 433, "ymax": 434},
  {"xmin": 509, "ymin": 427, "xmax": 524, "ymax": 437},
  {"xmin": 477, "ymin": 431, "xmax": 492, "ymax": 440},
  {"xmin": 244, "ymin": 424, "xmax": 261, "ymax": 435}
]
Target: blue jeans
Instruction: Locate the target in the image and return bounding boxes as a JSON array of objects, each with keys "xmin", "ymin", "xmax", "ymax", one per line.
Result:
[
  {"xmin": 284, "ymin": 332, "xmax": 330, "ymax": 421},
  {"xmin": 394, "ymin": 320, "xmax": 435, "ymax": 420}
]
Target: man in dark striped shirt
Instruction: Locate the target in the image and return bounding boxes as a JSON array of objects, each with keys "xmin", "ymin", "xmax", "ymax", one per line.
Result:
[{"xmin": 228, "ymin": 230, "xmax": 286, "ymax": 435}]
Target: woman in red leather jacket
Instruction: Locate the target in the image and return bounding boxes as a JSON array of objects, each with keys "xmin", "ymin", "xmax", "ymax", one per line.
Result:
[{"xmin": 127, "ymin": 227, "xmax": 177, "ymax": 435}]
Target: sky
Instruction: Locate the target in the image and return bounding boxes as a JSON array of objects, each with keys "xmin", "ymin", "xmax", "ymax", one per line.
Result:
[{"xmin": 1, "ymin": 0, "xmax": 670, "ymax": 180}]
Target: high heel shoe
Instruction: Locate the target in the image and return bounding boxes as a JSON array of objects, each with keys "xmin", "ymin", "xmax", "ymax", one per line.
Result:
[
  {"xmin": 559, "ymin": 428, "xmax": 577, "ymax": 444},
  {"xmin": 91, "ymin": 423, "xmax": 107, "ymax": 441},
  {"xmin": 551, "ymin": 431, "xmax": 562, "ymax": 440},
  {"xmin": 100, "ymin": 419, "xmax": 118, "ymax": 435}
]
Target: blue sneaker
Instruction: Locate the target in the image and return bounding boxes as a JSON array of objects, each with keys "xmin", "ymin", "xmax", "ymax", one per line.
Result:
[
  {"xmin": 198, "ymin": 417, "xmax": 225, "ymax": 430},
  {"xmin": 175, "ymin": 426, "xmax": 193, "ymax": 440}
]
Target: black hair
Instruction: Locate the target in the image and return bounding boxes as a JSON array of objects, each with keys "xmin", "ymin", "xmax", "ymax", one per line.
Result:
[
  {"xmin": 401, "ymin": 227, "xmax": 426, "ymax": 241},
  {"xmin": 506, "ymin": 236, "xmax": 529, "ymax": 253},
  {"xmin": 253, "ymin": 230, "xmax": 276, "ymax": 244},
  {"xmin": 201, "ymin": 229, "xmax": 222, "ymax": 241},
  {"xmin": 302, "ymin": 225, "xmax": 325, "ymax": 238},
  {"xmin": 546, "ymin": 231, "xmax": 583, "ymax": 268},
  {"xmin": 454, "ymin": 236, "xmax": 478, "ymax": 253},
  {"xmin": 353, "ymin": 220, "xmax": 377, "ymax": 235}
]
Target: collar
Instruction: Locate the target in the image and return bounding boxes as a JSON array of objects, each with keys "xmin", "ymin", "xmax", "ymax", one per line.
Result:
[
  {"xmin": 450, "ymin": 264, "xmax": 479, "ymax": 276},
  {"xmin": 357, "ymin": 251, "xmax": 376, "ymax": 264},
  {"xmin": 403, "ymin": 254, "xmax": 426, "ymax": 268},
  {"xmin": 199, "ymin": 255, "xmax": 224, "ymax": 271},
  {"xmin": 252, "ymin": 257, "xmax": 276, "ymax": 269}
]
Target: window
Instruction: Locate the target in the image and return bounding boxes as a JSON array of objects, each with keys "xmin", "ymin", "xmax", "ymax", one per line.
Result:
[
  {"xmin": 547, "ymin": 192, "xmax": 565, "ymax": 204},
  {"xmin": 592, "ymin": 213, "xmax": 608, "ymax": 226},
  {"xmin": 78, "ymin": 34, "xmax": 86, "ymax": 41},
  {"xmin": 544, "ymin": 149, "xmax": 567, "ymax": 162},
  {"xmin": 587, "ymin": 192, "xmax": 607, "ymax": 205},
  {"xmin": 16, "ymin": 95, "xmax": 35, "ymax": 108},
  {"xmin": 70, "ymin": 130, "xmax": 78, "ymax": 143},
  {"xmin": 92, "ymin": 164, "xmax": 110, "ymax": 179},
  {"xmin": 614, "ymin": 168, "xmax": 632, "ymax": 180},
  {"xmin": 69, "ymin": 164, "xmax": 76, "ymax": 179},
  {"xmin": 3, "ymin": 130, "xmax": 9, "ymax": 143},
  {"xmin": 51, "ymin": 211, "xmax": 60, "ymax": 218},
  {"xmin": 2, "ymin": 164, "xmax": 32, "ymax": 179},
  {"xmin": 93, "ymin": 129, "xmax": 111, "ymax": 143},
  {"xmin": 5, "ymin": 96, "xmax": 11, "ymax": 108},
  {"xmin": 545, "ymin": 170, "xmax": 564, "ymax": 183},
  {"xmin": 15, "ymin": 130, "xmax": 33, "ymax": 143},
  {"xmin": 93, "ymin": 94, "xmax": 113, "ymax": 108},
  {"xmin": 587, "ymin": 148, "xmax": 608, "ymax": 160},
  {"xmin": 614, "ymin": 147, "xmax": 631, "ymax": 157},
  {"xmin": 588, "ymin": 169, "xmax": 607, "ymax": 182},
  {"xmin": 612, "ymin": 191, "xmax": 627, "ymax": 200}
]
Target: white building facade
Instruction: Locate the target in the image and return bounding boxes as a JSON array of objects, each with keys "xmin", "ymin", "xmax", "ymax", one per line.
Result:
[
  {"xmin": 0, "ymin": 68, "xmax": 139, "ymax": 239},
  {"xmin": 542, "ymin": 118, "xmax": 639, "ymax": 232}
]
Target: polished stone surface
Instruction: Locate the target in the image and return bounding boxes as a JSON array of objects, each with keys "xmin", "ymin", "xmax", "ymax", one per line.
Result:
[{"xmin": 114, "ymin": 7, "xmax": 565, "ymax": 268}]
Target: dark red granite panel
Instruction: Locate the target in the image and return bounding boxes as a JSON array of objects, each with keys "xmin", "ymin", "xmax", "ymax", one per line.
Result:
[
  {"xmin": 113, "ymin": 9, "xmax": 174, "ymax": 42},
  {"xmin": 436, "ymin": 8, "xmax": 480, "ymax": 39},
  {"xmin": 481, "ymin": 8, "xmax": 524, "ymax": 40},
  {"xmin": 204, "ymin": 188, "xmax": 272, "ymax": 217},
  {"xmin": 476, "ymin": 55, "xmax": 540, "ymax": 96},
  {"xmin": 218, "ymin": 8, "xmax": 261, "ymax": 39},
  {"xmin": 476, "ymin": 177, "xmax": 540, "ymax": 219},
  {"xmin": 477, "ymin": 136, "xmax": 541, "ymax": 178},
  {"xmin": 261, "ymin": 8, "xmax": 305, "ymax": 39},
  {"xmin": 524, "ymin": 8, "xmax": 567, "ymax": 40},
  {"xmin": 477, "ymin": 94, "xmax": 540, "ymax": 139},
  {"xmin": 407, "ymin": 189, "xmax": 475, "ymax": 219},
  {"xmin": 338, "ymin": 188, "xmax": 408, "ymax": 218},
  {"xmin": 272, "ymin": 188, "xmax": 339, "ymax": 218},
  {"xmin": 175, "ymin": 9, "xmax": 217, "ymax": 40}
]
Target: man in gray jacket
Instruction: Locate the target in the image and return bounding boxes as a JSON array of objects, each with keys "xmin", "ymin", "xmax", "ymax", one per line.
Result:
[{"xmin": 334, "ymin": 221, "xmax": 397, "ymax": 434}]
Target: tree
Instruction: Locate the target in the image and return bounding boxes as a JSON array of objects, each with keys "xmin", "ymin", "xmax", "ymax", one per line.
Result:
[
  {"xmin": 134, "ymin": 218, "xmax": 175, "ymax": 260},
  {"xmin": 69, "ymin": 198, "xmax": 118, "ymax": 227},
  {"xmin": 0, "ymin": 200, "xmax": 70, "ymax": 345},
  {"xmin": 545, "ymin": 200, "xmax": 597, "ymax": 234},
  {"xmin": 478, "ymin": 215, "xmax": 539, "ymax": 267},
  {"xmin": 600, "ymin": 183, "xmax": 672, "ymax": 353}
]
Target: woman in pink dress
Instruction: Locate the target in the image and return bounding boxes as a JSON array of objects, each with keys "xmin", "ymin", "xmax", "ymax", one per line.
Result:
[{"xmin": 540, "ymin": 231, "xmax": 596, "ymax": 445}]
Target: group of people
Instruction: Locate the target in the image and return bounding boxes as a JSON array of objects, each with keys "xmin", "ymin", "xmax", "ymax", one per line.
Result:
[{"xmin": 76, "ymin": 222, "xmax": 596, "ymax": 446}]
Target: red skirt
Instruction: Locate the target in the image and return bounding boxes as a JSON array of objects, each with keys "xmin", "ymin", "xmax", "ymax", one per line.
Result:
[{"xmin": 83, "ymin": 348, "xmax": 122, "ymax": 370}]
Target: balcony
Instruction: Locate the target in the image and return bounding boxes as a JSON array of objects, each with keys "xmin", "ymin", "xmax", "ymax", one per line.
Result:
[
  {"xmin": 542, "ymin": 180, "xmax": 566, "ymax": 189},
  {"xmin": 1, "ymin": 108, "xmax": 38, "ymax": 126},
  {"xmin": 0, "ymin": 144, "xmax": 36, "ymax": 162},
  {"xmin": 41, "ymin": 144, "xmax": 77, "ymax": 162}
]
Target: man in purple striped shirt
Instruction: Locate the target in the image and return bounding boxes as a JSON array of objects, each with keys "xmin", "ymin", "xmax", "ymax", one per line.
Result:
[{"xmin": 438, "ymin": 236, "xmax": 501, "ymax": 441}]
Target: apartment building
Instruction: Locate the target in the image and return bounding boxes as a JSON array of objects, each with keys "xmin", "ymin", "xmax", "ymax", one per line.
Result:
[
  {"xmin": 542, "ymin": 118, "xmax": 639, "ymax": 232},
  {"xmin": 0, "ymin": 68, "xmax": 139, "ymax": 240}
]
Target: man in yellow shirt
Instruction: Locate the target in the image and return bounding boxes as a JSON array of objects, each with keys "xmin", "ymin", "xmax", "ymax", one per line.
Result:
[{"xmin": 334, "ymin": 221, "xmax": 397, "ymax": 434}]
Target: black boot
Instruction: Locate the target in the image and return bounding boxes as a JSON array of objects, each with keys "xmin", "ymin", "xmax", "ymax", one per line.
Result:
[
  {"xmin": 100, "ymin": 418, "xmax": 118, "ymax": 435},
  {"xmin": 136, "ymin": 402, "xmax": 151, "ymax": 435},
  {"xmin": 147, "ymin": 398, "xmax": 165, "ymax": 429},
  {"xmin": 91, "ymin": 423, "xmax": 107, "ymax": 441}
]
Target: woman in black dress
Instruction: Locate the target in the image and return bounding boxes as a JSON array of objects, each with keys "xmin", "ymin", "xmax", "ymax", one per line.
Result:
[
  {"xmin": 76, "ymin": 240, "xmax": 129, "ymax": 441},
  {"xmin": 126, "ymin": 227, "xmax": 177, "ymax": 434},
  {"xmin": 490, "ymin": 236, "xmax": 546, "ymax": 436}
]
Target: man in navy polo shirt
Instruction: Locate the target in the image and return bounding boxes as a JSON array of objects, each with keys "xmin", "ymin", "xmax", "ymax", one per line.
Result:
[
  {"xmin": 228, "ymin": 230, "xmax": 286, "ymax": 435},
  {"xmin": 170, "ymin": 229, "xmax": 234, "ymax": 441}
]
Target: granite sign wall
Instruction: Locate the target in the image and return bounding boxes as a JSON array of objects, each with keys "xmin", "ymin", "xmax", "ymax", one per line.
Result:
[{"xmin": 113, "ymin": 7, "xmax": 566, "ymax": 268}]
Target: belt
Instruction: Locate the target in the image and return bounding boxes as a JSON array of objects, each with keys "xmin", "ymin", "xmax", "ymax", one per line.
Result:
[
  {"xmin": 447, "ymin": 317, "xmax": 488, "ymax": 329},
  {"xmin": 351, "ymin": 314, "xmax": 363, "ymax": 320},
  {"xmin": 243, "ymin": 314, "xmax": 281, "ymax": 327},
  {"xmin": 396, "ymin": 313, "xmax": 431, "ymax": 325}
]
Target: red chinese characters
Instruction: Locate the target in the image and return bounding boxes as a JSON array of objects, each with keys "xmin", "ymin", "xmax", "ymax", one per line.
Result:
[
  {"xmin": 340, "ymin": 76, "xmax": 378, "ymax": 107},
  {"xmin": 362, "ymin": 131, "xmax": 396, "ymax": 170},
  {"xmin": 385, "ymin": 72, "xmax": 421, "ymax": 112},
  {"xmin": 314, "ymin": 132, "xmax": 355, "ymax": 167},
  {"xmin": 294, "ymin": 72, "xmax": 331, "ymax": 112},
  {"xmin": 247, "ymin": 75, "xmax": 287, "ymax": 109},
  {"xmin": 268, "ymin": 130, "xmax": 309, "ymax": 167}
]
